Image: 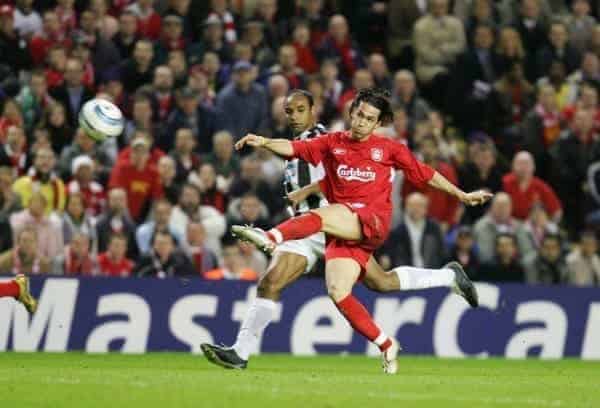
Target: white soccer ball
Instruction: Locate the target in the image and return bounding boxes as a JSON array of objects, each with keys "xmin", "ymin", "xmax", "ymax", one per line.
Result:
[{"xmin": 78, "ymin": 98, "xmax": 124, "ymax": 142}]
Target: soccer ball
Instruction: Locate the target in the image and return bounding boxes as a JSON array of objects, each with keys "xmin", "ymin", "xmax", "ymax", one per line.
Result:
[{"xmin": 78, "ymin": 98, "xmax": 124, "ymax": 142}]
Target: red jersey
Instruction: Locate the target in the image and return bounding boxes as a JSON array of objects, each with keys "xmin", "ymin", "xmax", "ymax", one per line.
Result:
[
  {"xmin": 502, "ymin": 173, "xmax": 562, "ymax": 220},
  {"xmin": 291, "ymin": 131, "xmax": 435, "ymax": 247},
  {"xmin": 97, "ymin": 252, "xmax": 134, "ymax": 277},
  {"xmin": 108, "ymin": 161, "xmax": 163, "ymax": 221}
]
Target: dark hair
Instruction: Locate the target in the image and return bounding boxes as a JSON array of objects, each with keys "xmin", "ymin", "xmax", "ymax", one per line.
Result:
[
  {"xmin": 286, "ymin": 89, "xmax": 314, "ymax": 107},
  {"xmin": 349, "ymin": 88, "xmax": 394, "ymax": 126}
]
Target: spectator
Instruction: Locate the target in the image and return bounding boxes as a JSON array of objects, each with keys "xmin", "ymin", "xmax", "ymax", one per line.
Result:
[
  {"xmin": 520, "ymin": 84, "xmax": 560, "ymax": 179},
  {"xmin": 381, "ymin": 192, "xmax": 446, "ymax": 269},
  {"xmin": 263, "ymin": 95, "xmax": 288, "ymax": 139},
  {"xmin": 59, "ymin": 128, "xmax": 113, "ymax": 182},
  {"xmin": 67, "ymin": 156, "xmax": 106, "ymax": 219},
  {"xmin": 317, "ymin": 15, "xmax": 364, "ymax": 81},
  {"xmin": 95, "ymin": 188, "xmax": 137, "ymax": 258},
  {"xmin": 157, "ymin": 155, "xmax": 180, "ymax": 205},
  {"xmin": 10, "ymin": 191, "xmax": 63, "ymax": 258},
  {"xmin": 386, "ymin": 0, "xmax": 426, "ymax": 70},
  {"xmin": 268, "ymin": 44, "xmax": 306, "ymax": 90},
  {"xmin": 44, "ymin": 45, "xmax": 67, "ymax": 89},
  {"xmin": 403, "ymin": 137, "xmax": 460, "ymax": 231},
  {"xmin": 16, "ymin": 69, "xmax": 54, "ymax": 133},
  {"xmin": 13, "ymin": 147, "xmax": 66, "ymax": 214},
  {"xmin": 459, "ymin": 139, "xmax": 506, "ymax": 223},
  {"xmin": 502, "ymin": 151, "xmax": 562, "ymax": 222},
  {"xmin": 0, "ymin": 5, "xmax": 32, "ymax": 78},
  {"xmin": 536, "ymin": 60, "xmax": 578, "ymax": 111},
  {"xmin": 151, "ymin": 65, "xmax": 175, "ymax": 122},
  {"xmin": 188, "ymin": 15, "xmax": 233, "ymax": 65},
  {"xmin": 291, "ymin": 20, "xmax": 318, "ymax": 75},
  {"xmin": 123, "ymin": 93, "xmax": 160, "ymax": 146},
  {"xmin": 449, "ymin": 24, "xmax": 498, "ymax": 132},
  {"xmin": 413, "ymin": 0, "xmax": 466, "ymax": 108},
  {"xmin": 62, "ymin": 191, "xmax": 97, "ymax": 248},
  {"xmin": 551, "ymin": 109, "xmax": 599, "ymax": 237},
  {"xmin": 561, "ymin": 81, "xmax": 600, "ymax": 125},
  {"xmin": 170, "ymin": 127, "xmax": 201, "ymax": 185},
  {"xmin": 229, "ymin": 155, "xmax": 282, "ymax": 216},
  {"xmin": 40, "ymin": 102, "xmax": 73, "ymax": 155},
  {"xmin": 0, "ymin": 100, "xmax": 25, "ymax": 143},
  {"xmin": 191, "ymin": 162, "xmax": 228, "ymax": 213},
  {"xmin": 204, "ymin": 237, "xmax": 258, "ymax": 281},
  {"xmin": 523, "ymin": 233, "xmax": 567, "ymax": 284},
  {"xmin": 126, "ymin": 0, "xmax": 161, "ymax": 41},
  {"xmin": 297, "ymin": 0, "xmax": 329, "ymax": 47},
  {"xmin": 478, "ymin": 233, "xmax": 526, "ymax": 282},
  {"xmin": 154, "ymin": 14, "xmax": 186, "ymax": 65},
  {"xmin": 162, "ymin": 86, "xmax": 219, "ymax": 153},
  {"xmin": 337, "ymin": 69, "xmax": 374, "ymax": 113},
  {"xmin": 170, "ymin": 183, "xmax": 226, "ymax": 256},
  {"xmin": 227, "ymin": 192, "xmax": 271, "ymax": 231},
  {"xmin": 49, "ymin": 58, "xmax": 94, "ymax": 128},
  {"xmin": 53, "ymin": 232, "xmax": 97, "ymax": 276},
  {"xmin": 203, "ymin": 130, "xmax": 240, "ymax": 179},
  {"xmin": 0, "ymin": 203, "xmax": 13, "ymax": 252},
  {"xmin": 182, "ymin": 221, "xmax": 218, "ymax": 276},
  {"xmin": 28, "ymin": 10, "xmax": 69, "ymax": 67},
  {"xmin": 167, "ymin": 49, "xmax": 188, "ymax": 88},
  {"xmin": 568, "ymin": 52, "xmax": 600, "ymax": 87},
  {"xmin": 320, "ymin": 58, "xmax": 344, "ymax": 108},
  {"xmin": 522, "ymin": 203, "xmax": 559, "ymax": 251},
  {"xmin": 112, "ymin": 10, "xmax": 140, "ymax": 60},
  {"xmin": 565, "ymin": 230, "xmax": 600, "ymax": 285},
  {"xmin": 567, "ymin": 0, "xmax": 596, "ymax": 54},
  {"xmin": 54, "ymin": 0, "xmax": 76, "ymax": 36},
  {"xmin": 120, "ymin": 39, "xmax": 155, "ymax": 94},
  {"xmin": 135, "ymin": 230, "xmax": 195, "ymax": 277},
  {"xmin": 513, "ymin": 0, "xmax": 548, "ymax": 81},
  {"xmin": 97, "ymin": 233, "xmax": 135, "ymax": 277},
  {"xmin": 135, "ymin": 198, "xmax": 182, "ymax": 254},
  {"xmin": 244, "ymin": 19, "xmax": 276, "ymax": 71},
  {"xmin": 188, "ymin": 65, "xmax": 217, "ymax": 107},
  {"xmin": 207, "ymin": 0, "xmax": 238, "ymax": 44},
  {"xmin": 216, "ymin": 61, "xmax": 268, "ymax": 141},
  {"xmin": 494, "ymin": 27, "xmax": 526, "ymax": 74},
  {"xmin": 0, "ymin": 227, "xmax": 51, "ymax": 274},
  {"xmin": 199, "ymin": 51, "xmax": 227, "ymax": 94},
  {"xmin": 536, "ymin": 21, "xmax": 580, "ymax": 78},
  {"xmin": 0, "ymin": 167, "xmax": 22, "ymax": 219},
  {"xmin": 13, "ymin": 0, "xmax": 42, "ymax": 39},
  {"xmin": 367, "ymin": 53, "xmax": 392, "ymax": 90},
  {"xmin": 391, "ymin": 70, "xmax": 430, "ymax": 128},
  {"xmin": 446, "ymin": 225, "xmax": 480, "ymax": 278},
  {"xmin": 472, "ymin": 192, "xmax": 532, "ymax": 262},
  {"xmin": 487, "ymin": 66, "xmax": 535, "ymax": 158},
  {"xmin": 0, "ymin": 126, "xmax": 28, "ymax": 177},
  {"xmin": 109, "ymin": 136, "xmax": 163, "ymax": 223}
]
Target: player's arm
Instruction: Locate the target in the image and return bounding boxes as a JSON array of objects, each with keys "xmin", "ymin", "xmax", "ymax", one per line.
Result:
[
  {"xmin": 235, "ymin": 134, "xmax": 294, "ymax": 157},
  {"xmin": 427, "ymin": 171, "xmax": 492, "ymax": 206}
]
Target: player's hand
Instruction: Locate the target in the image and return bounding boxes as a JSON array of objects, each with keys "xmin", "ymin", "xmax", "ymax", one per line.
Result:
[
  {"xmin": 235, "ymin": 134, "xmax": 266, "ymax": 150},
  {"xmin": 286, "ymin": 188, "xmax": 310, "ymax": 210},
  {"xmin": 461, "ymin": 190, "xmax": 494, "ymax": 206}
]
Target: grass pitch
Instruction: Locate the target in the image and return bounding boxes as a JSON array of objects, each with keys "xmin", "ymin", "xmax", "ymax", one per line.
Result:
[{"xmin": 0, "ymin": 353, "xmax": 598, "ymax": 408}]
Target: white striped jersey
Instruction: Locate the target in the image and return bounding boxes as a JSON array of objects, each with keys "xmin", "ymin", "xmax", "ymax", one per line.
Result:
[{"xmin": 283, "ymin": 124, "xmax": 329, "ymax": 213}]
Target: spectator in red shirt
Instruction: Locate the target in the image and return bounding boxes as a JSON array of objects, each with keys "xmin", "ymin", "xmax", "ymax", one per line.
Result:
[
  {"xmin": 67, "ymin": 155, "xmax": 106, "ymax": 218},
  {"xmin": 268, "ymin": 44, "xmax": 306, "ymax": 90},
  {"xmin": 117, "ymin": 128, "xmax": 165, "ymax": 166},
  {"xmin": 54, "ymin": 0, "xmax": 76, "ymax": 37},
  {"xmin": 502, "ymin": 151, "xmax": 563, "ymax": 222},
  {"xmin": 29, "ymin": 10, "xmax": 70, "ymax": 66},
  {"xmin": 97, "ymin": 233, "xmax": 134, "ymax": 277},
  {"xmin": 402, "ymin": 136, "xmax": 461, "ymax": 231},
  {"xmin": 317, "ymin": 14, "xmax": 365, "ymax": 81},
  {"xmin": 291, "ymin": 20, "xmax": 318, "ymax": 74},
  {"xmin": 109, "ymin": 136, "xmax": 163, "ymax": 223},
  {"xmin": 53, "ymin": 232, "xmax": 97, "ymax": 276},
  {"xmin": 44, "ymin": 44, "xmax": 67, "ymax": 89},
  {"xmin": 126, "ymin": 0, "xmax": 161, "ymax": 40},
  {"xmin": 182, "ymin": 221, "xmax": 218, "ymax": 276}
]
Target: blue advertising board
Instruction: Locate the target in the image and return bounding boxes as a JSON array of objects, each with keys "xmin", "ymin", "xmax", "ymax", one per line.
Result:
[{"xmin": 1, "ymin": 277, "xmax": 599, "ymax": 359}]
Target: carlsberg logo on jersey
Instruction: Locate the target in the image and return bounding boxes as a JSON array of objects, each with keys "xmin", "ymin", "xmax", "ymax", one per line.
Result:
[{"xmin": 337, "ymin": 165, "xmax": 376, "ymax": 182}]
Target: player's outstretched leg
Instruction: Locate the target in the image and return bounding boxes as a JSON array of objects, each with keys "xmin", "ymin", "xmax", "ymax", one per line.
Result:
[
  {"xmin": 0, "ymin": 275, "xmax": 37, "ymax": 314},
  {"xmin": 232, "ymin": 204, "xmax": 361, "ymax": 254},
  {"xmin": 363, "ymin": 258, "xmax": 479, "ymax": 307},
  {"xmin": 201, "ymin": 252, "xmax": 308, "ymax": 369}
]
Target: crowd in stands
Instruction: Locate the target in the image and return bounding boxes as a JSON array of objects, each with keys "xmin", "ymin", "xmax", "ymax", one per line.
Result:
[{"xmin": 1, "ymin": 0, "xmax": 600, "ymax": 285}]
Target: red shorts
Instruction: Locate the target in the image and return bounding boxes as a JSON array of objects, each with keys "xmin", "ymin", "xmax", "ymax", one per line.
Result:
[{"xmin": 324, "ymin": 203, "xmax": 391, "ymax": 272}]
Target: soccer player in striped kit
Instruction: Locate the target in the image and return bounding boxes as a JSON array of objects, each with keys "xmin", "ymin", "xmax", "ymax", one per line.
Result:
[{"xmin": 201, "ymin": 90, "xmax": 485, "ymax": 373}]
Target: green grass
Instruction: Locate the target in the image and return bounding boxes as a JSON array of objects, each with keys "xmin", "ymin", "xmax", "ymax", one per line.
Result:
[{"xmin": 0, "ymin": 353, "xmax": 598, "ymax": 408}]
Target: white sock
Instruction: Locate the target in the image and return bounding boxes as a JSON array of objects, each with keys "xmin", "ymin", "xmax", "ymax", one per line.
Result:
[
  {"xmin": 393, "ymin": 266, "xmax": 455, "ymax": 290},
  {"xmin": 232, "ymin": 297, "xmax": 277, "ymax": 360}
]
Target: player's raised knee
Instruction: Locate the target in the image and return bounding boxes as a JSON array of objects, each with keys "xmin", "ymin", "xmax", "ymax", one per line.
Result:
[{"xmin": 326, "ymin": 282, "xmax": 349, "ymax": 302}]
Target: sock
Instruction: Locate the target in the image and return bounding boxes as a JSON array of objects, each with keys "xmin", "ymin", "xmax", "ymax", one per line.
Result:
[
  {"xmin": 0, "ymin": 281, "xmax": 20, "ymax": 298},
  {"xmin": 336, "ymin": 294, "xmax": 391, "ymax": 352},
  {"xmin": 232, "ymin": 297, "xmax": 278, "ymax": 360},
  {"xmin": 268, "ymin": 212, "xmax": 322, "ymax": 244},
  {"xmin": 394, "ymin": 266, "xmax": 455, "ymax": 290}
]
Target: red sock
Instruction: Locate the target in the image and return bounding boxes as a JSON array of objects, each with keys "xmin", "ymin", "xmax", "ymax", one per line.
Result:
[
  {"xmin": 0, "ymin": 281, "xmax": 20, "ymax": 298},
  {"xmin": 336, "ymin": 294, "xmax": 391, "ymax": 352},
  {"xmin": 268, "ymin": 212, "xmax": 322, "ymax": 243}
]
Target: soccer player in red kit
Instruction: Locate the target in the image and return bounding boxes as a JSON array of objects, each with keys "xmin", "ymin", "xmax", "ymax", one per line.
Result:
[
  {"xmin": 0, "ymin": 275, "xmax": 37, "ymax": 313},
  {"xmin": 233, "ymin": 88, "xmax": 492, "ymax": 373}
]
